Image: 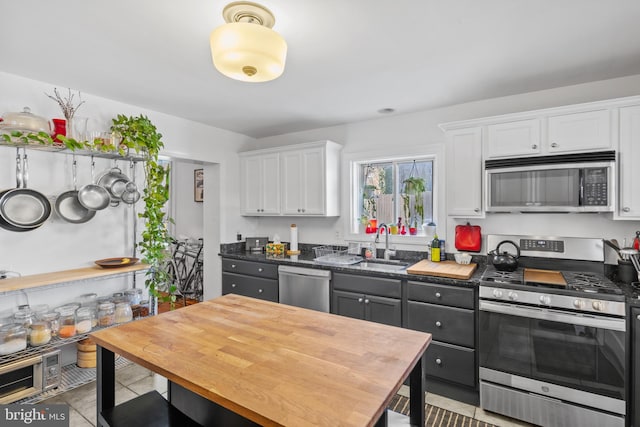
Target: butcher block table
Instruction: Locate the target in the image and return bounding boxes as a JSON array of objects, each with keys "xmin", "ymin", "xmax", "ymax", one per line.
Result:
[{"xmin": 92, "ymin": 294, "xmax": 431, "ymax": 427}]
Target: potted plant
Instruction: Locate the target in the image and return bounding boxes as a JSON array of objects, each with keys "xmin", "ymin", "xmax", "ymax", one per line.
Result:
[
  {"xmin": 110, "ymin": 115, "xmax": 174, "ymax": 304},
  {"xmin": 362, "ymin": 184, "xmax": 378, "ymax": 233}
]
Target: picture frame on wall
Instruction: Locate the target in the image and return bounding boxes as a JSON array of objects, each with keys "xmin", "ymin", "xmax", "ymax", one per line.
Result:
[{"xmin": 194, "ymin": 169, "xmax": 203, "ymax": 202}]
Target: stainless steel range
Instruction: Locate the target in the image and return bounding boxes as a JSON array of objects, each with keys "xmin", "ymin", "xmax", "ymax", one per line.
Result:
[{"xmin": 479, "ymin": 235, "xmax": 626, "ymax": 427}]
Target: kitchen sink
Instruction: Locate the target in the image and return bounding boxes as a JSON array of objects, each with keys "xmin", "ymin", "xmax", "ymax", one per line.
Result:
[{"xmin": 357, "ymin": 259, "xmax": 410, "ymax": 272}]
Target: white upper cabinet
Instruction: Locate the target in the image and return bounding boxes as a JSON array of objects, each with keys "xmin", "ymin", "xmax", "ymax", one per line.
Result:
[
  {"xmin": 547, "ymin": 109, "xmax": 611, "ymax": 154},
  {"xmin": 445, "ymin": 127, "xmax": 483, "ymax": 217},
  {"xmin": 240, "ymin": 141, "xmax": 341, "ymax": 217},
  {"xmin": 240, "ymin": 152, "xmax": 281, "ymax": 215},
  {"xmin": 618, "ymin": 105, "xmax": 640, "ymax": 219},
  {"xmin": 486, "ymin": 119, "xmax": 541, "ymax": 158}
]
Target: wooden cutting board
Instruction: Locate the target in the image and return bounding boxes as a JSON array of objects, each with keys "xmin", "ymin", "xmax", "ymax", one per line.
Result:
[
  {"xmin": 406, "ymin": 259, "xmax": 478, "ymax": 280},
  {"xmin": 524, "ymin": 268, "xmax": 567, "ymax": 286}
]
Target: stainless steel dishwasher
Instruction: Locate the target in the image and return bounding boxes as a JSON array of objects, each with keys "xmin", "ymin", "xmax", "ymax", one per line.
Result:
[{"xmin": 278, "ymin": 266, "xmax": 331, "ymax": 312}]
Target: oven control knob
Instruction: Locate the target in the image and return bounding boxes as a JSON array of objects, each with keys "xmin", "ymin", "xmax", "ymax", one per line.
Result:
[
  {"xmin": 539, "ymin": 295, "xmax": 551, "ymax": 305},
  {"xmin": 573, "ymin": 299, "xmax": 585, "ymax": 309},
  {"xmin": 508, "ymin": 291, "xmax": 518, "ymax": 301},
  {"xmin": 592, "ymin": 300, "xmax": 605, "ymax": 311},
  {"xmin": 492, "ymin": 289, "xmax": 503, "ymax": 298},
  {"xmin": 48, "ymin": 366, "xmax": 58, "ymax": 375}
]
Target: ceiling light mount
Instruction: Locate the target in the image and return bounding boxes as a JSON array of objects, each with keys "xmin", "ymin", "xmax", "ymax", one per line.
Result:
[{"xmin": 210, "ymin": 1, "xmax": 287, "ymax": 82}]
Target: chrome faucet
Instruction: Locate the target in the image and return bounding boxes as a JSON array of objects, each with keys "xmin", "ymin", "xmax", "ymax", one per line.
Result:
[{"xmin": 375, "ymin": 224, "xmax": 397, "ymax": 260}]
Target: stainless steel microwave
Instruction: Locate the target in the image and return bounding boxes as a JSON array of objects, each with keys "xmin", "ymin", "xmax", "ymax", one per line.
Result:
[{"xmin": 484, "ymin": 151, "xmax": 616, "ymax": 213}]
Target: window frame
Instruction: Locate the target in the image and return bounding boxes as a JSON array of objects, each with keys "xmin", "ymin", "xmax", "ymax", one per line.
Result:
[{"xmin": 342, "ymin": 145, "xmax": 444, "ymax": 247}]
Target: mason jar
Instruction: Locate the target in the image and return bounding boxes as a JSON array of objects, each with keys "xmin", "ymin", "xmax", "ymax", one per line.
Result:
[
  {"xmin": 124, "ymin": 289, "xmax": 143, "ymax": 305},
  {"xmin": 114, "ymin": 303, "xmax": 133, "ymax": 324},
  {"xmin": 29, "ymin": 321, "xmax": 52, "ymax": 346},
  {"xmin": 78, "ymin": 293, "xmax": 98, "ymax": 307},
  {"xmin": 0, "ymin": 324, "xmax": 27, "ymax": 355},
  {"xmin": 13, "ymin": 310, "xmax": 34, "ymax": 329},
  {"xmin": 98, "ymin": 302, "xmax": 116, "ymax": 327},
  {"xmin": 40, "ymin": 312, "xmax": 60, "ymax": 336},
  {"xmin": 58, "ymin": 308, "xmax": 77, "ymax": 338},
  {"xmin": 75, "ymin": 307, "xmax": 93, "ymax": 334}
]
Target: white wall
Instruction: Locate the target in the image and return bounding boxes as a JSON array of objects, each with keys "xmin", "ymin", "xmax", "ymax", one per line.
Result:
[
  {"xmin": 244, "ymin": 74, "xmax": 640, "ymax": 255},
  {"xmin": 0, "ymin": 71, "xmax": 254, "ymax": 305}
]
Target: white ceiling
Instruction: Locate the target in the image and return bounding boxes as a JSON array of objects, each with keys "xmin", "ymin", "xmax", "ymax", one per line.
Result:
[{"xmin": 2, "ymin": 0, "xmax": 640, "ymax": 138}]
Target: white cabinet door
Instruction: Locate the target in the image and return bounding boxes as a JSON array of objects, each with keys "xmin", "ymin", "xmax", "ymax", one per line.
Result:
[
  {"xmin": 240, "ymin": 153, "xmax": 280, "ymax": 215},
  {"xmin": 547, "ymin": 109, "xmax": 611, "ymax": 153},
  {"xmin": 486, "ymin": 119, "xmax": 541, "ymax": 158},
  {"xmin": 282, "ymin": 147, "xmax": 325, "ymax": 215},
  {"xmin": 618, "ymin": 105, "xmax": 640, "ymax": 219},
  {"xmin": 446, "ymin": 127, "xmax": 483, "ymax": 217}
]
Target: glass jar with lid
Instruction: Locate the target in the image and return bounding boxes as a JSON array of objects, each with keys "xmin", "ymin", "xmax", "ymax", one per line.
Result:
[
  {"xmin": 31, "ymin": 304, "xmax": 50, "ymax": 319},
  {"xmin": 58, "ymin": 308, "xmax": 76, "ymax": 338},
  {"xmin": 98, "ymin": 302, "xmax": 116, "ymax": 327},
  {"xmin": 40, "ymin": 312, "xmax": 60, "ymax": 336},
  {"xmin": 75, "ymin": 307, "xmax": 93, "ymax": 334},
  {"xmin": 124, "ymin": 289, "xmax": 143, "ymax": 305},
  {"xmin": 29, "ymin": 321, "xmax": 52, "ymax": 346},
  {"xmin": 78, "ymin": 293, "xmax": 98, "ymax": 307},
  {"xmin": 13, "ymin": 310, "xmax": 34, "ymax": 329},
  {"xmin": 55, "ymin": 303, "xmax": 80, "ymax": 314},
  {"xmin": 0, "ymin": 324, "xmax": 27, "ymax": 355},
  {"xmin": 114, "ymin": 303, "xmax": 133, "ymax": 324}
]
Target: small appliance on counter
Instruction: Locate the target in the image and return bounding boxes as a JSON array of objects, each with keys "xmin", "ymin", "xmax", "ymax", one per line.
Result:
[{"xmin": 245, "ymin": 237, "xmax": 268, "ymax": 253}]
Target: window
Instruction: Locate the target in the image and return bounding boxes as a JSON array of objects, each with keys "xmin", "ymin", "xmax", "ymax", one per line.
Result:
[{"xmin": 353, "ymin": 157, "xmax": 434, "ymax": 236}]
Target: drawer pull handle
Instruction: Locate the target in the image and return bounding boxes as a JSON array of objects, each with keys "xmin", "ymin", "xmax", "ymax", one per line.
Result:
[
  {"xmin": 435, "ymin": 358, "xmax": 442, "ymax": 365},
  {"xmin": 358, "ymin": 298, "xmax": 363, "ymax": 303},
  {"xmin": 531, "ymin": 144, "xmax": 538, "ymax": 149},
  {"xmin": 550, "ymin": 142, "xmax": 558, "ymax": 148},
  {"xmin": 435, "ymin": 292, "xmax": 441, "ymax": 298},
  {"xmin": 435, "ymin": 321, "xmax": 442, "ymax": 327},
  {"xmin": 231, "ymin": 264, "xmax": 236, "ymax": 268},
  {"xmin": 624, "ymin": 207, "xmax": 631, "ymax": 212},
  {"xmin": 364, "ymin": 299, "xmax": 369, "ymax": 304},
  {"xmin": 258, "ymin": 268, "xmax": 263, "ymax": 272},
  {"xmin": 231, "ymin": 283, "xmax": 236, "ymax": 288},
  {"xmin": 258, "ymin": 289, "xmax": 263, "ymax": 293}
]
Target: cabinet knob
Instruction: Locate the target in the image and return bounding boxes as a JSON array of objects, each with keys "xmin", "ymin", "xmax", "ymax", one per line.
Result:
[
  {"xmin": 358, "ymin": 297, "xmax": 364, "ymax": 303},
  {"xmin": 623, "ymin": 207, "xmax": 631, "ymax": 212},
  {"xmin": 258, "ymin": 268, "xmax": 263, "ymax": 272},
  {"xmin": 637, "ymin": 314, "xmax": 640, "ymax": 321},
  {"xmin": 231, "ymin": 264, "xmax": 236, "ymax": 268},
  {"xmin": 474, "ymin": 208, "xmax": 480, "ymax": 213},
  {"xmin": 364, "ymin": 299, "xmax": 369, "ymax": 304},
  {"xmin": 231, "ymin": 283, "xmax": 236, "ymax": 288},
  {"xmin": 435, "ymin": 358, "xmax": 442, "ymax": 365},
  {"xmin": 435, "ymin": 292, "xmax": 441, "ymax": 298},
  {"xmin": 531, "ymin": 144, "xmax": 538, "ymax": 149},
  {"xmin": 298, "ymin": 209, "xmax": 301, "ymax": 212},
  {"xmin": 302, "ymin": 209, "xmax": 305, "ymax": 213},
  {"xmin": 550, "ymin": 142, "xmax": 558, "ymax": 148},
  {"xmin": 258, "ymin": 289, "xmax": 263, "ymax": 293},
  {"xmin": 256, "ymin": 209, "xmax": 260, "ymax": 212},
  {"xmin": 435, "ymin": 321, "xmax": 442, "ymax": 327}
]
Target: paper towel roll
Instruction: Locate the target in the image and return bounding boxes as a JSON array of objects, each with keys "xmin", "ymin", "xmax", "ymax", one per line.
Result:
[{"xmin": 290, "ymin": 224, "xmax": 298, "ymax": 252}]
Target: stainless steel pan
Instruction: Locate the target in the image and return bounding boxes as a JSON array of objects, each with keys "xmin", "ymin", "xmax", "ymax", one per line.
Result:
[
  {"xmin": 55, "ymin": 156, "xmax": 95, "ymax": 224},
  {"xmin": 77, "ymin": 156, "xmax": 110, "ymax": 211},
  {"xmin": 97, "ymin": 165, "xmax": 129, "ymax": 200},
  {"xmin": 0, "ymin": 149, "xmax": 52, "ymax": 231}
]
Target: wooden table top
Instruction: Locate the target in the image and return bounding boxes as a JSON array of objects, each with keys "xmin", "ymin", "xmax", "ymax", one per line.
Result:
[{"xmin": 91, "ymin": 294, "xmax": 431, "ymax": 427}]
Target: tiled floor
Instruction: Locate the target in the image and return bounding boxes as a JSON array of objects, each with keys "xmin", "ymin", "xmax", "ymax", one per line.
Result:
[{"xmin": 45, "ymin": 364, "xmax": 532, "ymax": 427}]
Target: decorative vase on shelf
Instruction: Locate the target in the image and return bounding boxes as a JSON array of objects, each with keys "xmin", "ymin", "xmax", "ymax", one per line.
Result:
[{"xmin": 51, "ymin": 118, "xmax": 66, "ymax": 145}]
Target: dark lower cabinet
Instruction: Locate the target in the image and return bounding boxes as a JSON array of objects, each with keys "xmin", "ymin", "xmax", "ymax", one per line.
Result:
[
  {"xmin": 633, "ymin": 307, "xmax": 640, "ymax": 427},
  {"xmin": 332, "ymin": 290, "xmax": 401, "ymax": 327},
  {"xmin": 221, "ymin": 258, "xmax": 278, "ymax": 302}
]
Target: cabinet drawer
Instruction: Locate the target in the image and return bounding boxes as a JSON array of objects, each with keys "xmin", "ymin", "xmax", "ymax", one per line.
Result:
[
  {"xmin": 425, "ymin": 341, "xmax": 476, "ymax": 387},
  {"xmin": 221, "ymin": 258, "xmax": 278, "ymax": 279},
  {"xmin": 332, "ymin": 272, "xmax": 401, "ymax": 298},
  {"xmin": 407, "ymin": 301, "xmax": 474, "ymax": 347},
  {"xmin": 408, "ymin": 281, "xmax": 474, "ymax": 309},
  {"xmin": 222, "ymin": 272, "xmax": 278, "ymax": 302}
]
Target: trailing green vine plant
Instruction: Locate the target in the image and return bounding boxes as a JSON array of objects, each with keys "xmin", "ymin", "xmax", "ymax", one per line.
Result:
[{"xmin": 110, "ymin": 114, "xmax": 174, "ymax": 305}]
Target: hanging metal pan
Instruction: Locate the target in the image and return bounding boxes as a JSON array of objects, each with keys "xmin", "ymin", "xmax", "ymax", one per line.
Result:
[
  {"xmin": 97, "ymin": 164, "xmax": 129, "ymax": 200},
  {"xmin": 55, "ymin": 156, "xmax": 96, "ymax": 224},
  {"xmin": 77, "ymin": 156, "xmax": 110, "ymax": 211},
  {"xmin": 0, "ymin": 149, "xmax": 52, "ymax": 231}
]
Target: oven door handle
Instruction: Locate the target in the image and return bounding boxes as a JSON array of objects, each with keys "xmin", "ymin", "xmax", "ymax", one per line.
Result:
[
  {"xmin": 479, "ymin": 300, "xmax": 626, "ymax": 332},
  {"xmin": 0, "ymin": 354, "xmax": 43, "ymax": 375}
]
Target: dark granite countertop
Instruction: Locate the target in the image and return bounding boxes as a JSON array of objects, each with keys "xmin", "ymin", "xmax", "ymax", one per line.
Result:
[{"xmin": 219, "ymin": 247, "xmax": 485, "ymax": 287}]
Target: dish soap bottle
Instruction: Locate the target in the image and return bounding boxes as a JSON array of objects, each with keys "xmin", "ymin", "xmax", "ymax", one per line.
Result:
[{"xmin": 431, "ymin": 234, "xmax": 440, "ymax": 262}]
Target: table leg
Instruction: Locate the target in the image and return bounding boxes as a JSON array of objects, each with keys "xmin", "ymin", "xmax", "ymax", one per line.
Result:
[
  {"xmin": 96, "ymin": 345, "xmax": 115, "ymax": 427},
  {"xmin": 409, "ymin": 354, "xmax": 425, "ymax": 427}
]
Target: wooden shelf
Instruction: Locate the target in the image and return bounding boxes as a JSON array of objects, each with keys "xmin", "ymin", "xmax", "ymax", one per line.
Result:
[{"xmin": 0, "ymin": 263, "xmax": 149, "ymax": 294}]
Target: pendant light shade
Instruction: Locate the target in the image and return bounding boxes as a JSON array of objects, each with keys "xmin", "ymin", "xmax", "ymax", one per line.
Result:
[{"xmin": 210, "ymin": 2, "xmax": 287, "ymax": 83}]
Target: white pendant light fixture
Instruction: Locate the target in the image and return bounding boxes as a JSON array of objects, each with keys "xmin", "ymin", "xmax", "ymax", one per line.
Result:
[{"xmin": 210, "ymin": 2, "xmax": 287, "ymax": 82}]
